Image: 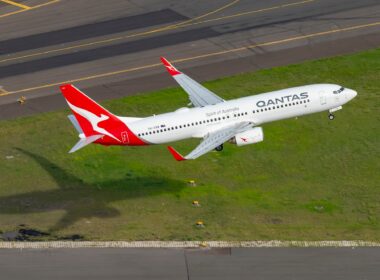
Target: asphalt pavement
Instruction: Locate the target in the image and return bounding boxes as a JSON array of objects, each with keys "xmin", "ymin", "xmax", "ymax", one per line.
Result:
[
  {"xmin": 0, "ymin": 0, "xmax": 379, "ymax": 118},
  {"xmin": 1, "ymin": 247, "xmax": 380, "ymax": 280}
]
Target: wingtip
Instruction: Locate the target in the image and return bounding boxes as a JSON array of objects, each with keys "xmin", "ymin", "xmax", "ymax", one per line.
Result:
[
  {"xmin": 167, "ymin": 146, "xmax": 186, "ymax": 161},
  {"xmin": 160, "ymin": 56, "xmax": 168, "ymax": 64},
  {"xmin": 59, "ymin": 84, "xmax": 75, "ymax": 93},
  {"xmin": 160, "ymin": 57, "xmax": 181, "ymax": 76}
]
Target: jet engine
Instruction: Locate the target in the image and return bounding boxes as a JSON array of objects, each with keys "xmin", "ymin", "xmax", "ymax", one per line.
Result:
[{"xmin": 230, "ymin": 127, "xmax": 264, "ymax": 146}]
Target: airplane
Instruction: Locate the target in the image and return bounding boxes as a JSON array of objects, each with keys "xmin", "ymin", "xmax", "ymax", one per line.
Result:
[{"xmin": 60, "ymin": 57, "xmax": 357, "ymax": 161}]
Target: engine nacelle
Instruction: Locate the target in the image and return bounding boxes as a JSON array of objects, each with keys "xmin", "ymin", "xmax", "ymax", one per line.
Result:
[{"xmin": 231, "ymin": 127, "xmax": 264, "ymax": 146}]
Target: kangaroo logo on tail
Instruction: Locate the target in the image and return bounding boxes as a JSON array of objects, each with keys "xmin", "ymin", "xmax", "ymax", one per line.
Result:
[{"xmin": 67, "ymin": 101, "xmax": 120, "ymax": 142}]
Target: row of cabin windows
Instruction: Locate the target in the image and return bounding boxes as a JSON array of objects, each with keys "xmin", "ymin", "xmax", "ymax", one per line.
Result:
[
  {"xmin": 137, "ymin": 99, "xmax": 310, "ymax": 137},
  {"xmin": 138, "ymin": 115, "xmax": 232, "ymax": 136},
  {"xmin": 234, "ymin": 112, "xmax": 248, "ymax": 117},
  {"xmin": 253, "ymin": 99, "xmax": 310, "ymax": 113}
]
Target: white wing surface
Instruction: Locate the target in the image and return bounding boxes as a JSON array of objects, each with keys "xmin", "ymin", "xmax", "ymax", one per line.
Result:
[
  {"xmin": 168, "ymin": 122, "xmax": 252, "ymax": 161},
  {"xmin": 161, "ymin": 57, "xmax": 224, "ymax": 107}
]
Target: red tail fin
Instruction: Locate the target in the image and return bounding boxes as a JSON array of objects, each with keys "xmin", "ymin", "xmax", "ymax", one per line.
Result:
[{"xmin": 60, "ymin": 84, "xmax": 146, "ymax": 146}]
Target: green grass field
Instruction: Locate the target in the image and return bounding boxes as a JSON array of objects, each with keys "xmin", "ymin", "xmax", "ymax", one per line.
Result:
[{"xmin": 0, "ymin": 49, "xmax": 379, "ymax": 241}]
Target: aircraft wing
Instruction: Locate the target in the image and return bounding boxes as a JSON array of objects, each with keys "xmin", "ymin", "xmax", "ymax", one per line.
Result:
[
  {"xmin": 168, "ymin": 122, "xmax": 252, "ymax": 161},
  {"xmin": 161, "ymin": 57, "xmax": 225, "ymax": 107}
]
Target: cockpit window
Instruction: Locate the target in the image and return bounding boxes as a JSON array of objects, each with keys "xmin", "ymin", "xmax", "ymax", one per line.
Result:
[{"xmin": 333, "ymin": 87, "xmax": 345, "ymax": 94}]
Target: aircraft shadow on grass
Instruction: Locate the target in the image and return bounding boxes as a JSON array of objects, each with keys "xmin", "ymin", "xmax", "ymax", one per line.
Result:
[{"xmin": 0, "ymin": 148, "xmax": 185, "ymax": 232}]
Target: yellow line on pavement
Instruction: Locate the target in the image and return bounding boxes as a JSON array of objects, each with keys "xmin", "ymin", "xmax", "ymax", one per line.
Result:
[
  {"xmin": 0, "ymin": 0, "xmax": 314, "ymax": 64},
  {"xmin": 0, "ymin": 0, "xmax": 59, "ymax": 19},
  {"xmin": 183, "ymin": 0, "xmax": 314, "ymax": 27},
  {"xmin": 0, "ymin": 0, "xmax": 240, "ymax": 62},
  {"xmin": 0, "ymin": 86, "xmax": 10, "ymax": 97},
  {"xmin": 1, "ymin": 21, "xmax": 379, "ymax": 97},
  {"xmin": 0, "ymin": 86, "xmax": 9, "ymax": 95},
  {"xmin": 1, "ymin": 0, "xmax": 30, "ymax": 9},
  {"xmin": 0, "ymin": 7, "xmax": 26, "ymax": 18},
  {"xmin": 30, "ymin": 0, "xmax": 59, "ymax": 9},
  {"xmin": 171, "ymin": 0, "xmax": 240, "ymax": 28}
]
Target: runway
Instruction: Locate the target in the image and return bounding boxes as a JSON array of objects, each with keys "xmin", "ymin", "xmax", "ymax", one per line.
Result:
[
  {"xmin": 0, "ymin": 0, "xmax": 379, "ymax": 119},
  {"xmin": 1, "ymin": 247, "xmax": 380, "ymax": 279}
]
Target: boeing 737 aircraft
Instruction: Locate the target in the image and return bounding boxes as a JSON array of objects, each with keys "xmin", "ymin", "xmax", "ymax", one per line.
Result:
[{"xmin": 60, "ymin": 57, "xmax": 357, "ymax": 161}]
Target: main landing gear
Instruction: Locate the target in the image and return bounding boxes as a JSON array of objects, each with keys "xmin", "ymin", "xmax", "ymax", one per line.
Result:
[
  {"xmin": 328, "ymin": 113, "xmax": 335, "ymax": 120},
  {"xmin": 215, "ymin": 144, "xmax": 223, "ymax": 152}
]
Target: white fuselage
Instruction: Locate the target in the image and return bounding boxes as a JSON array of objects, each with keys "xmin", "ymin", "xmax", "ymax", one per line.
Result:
[{"xmin": 126, "ymin": 84, "xmax": 357, "ymax": 144}]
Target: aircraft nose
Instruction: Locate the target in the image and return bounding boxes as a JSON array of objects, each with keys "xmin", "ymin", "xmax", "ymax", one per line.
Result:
[{"xmin": 347, "ymin": 89, "xmax": 357, "ymax": 100}]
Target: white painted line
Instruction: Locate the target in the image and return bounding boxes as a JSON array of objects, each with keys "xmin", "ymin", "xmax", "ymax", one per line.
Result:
[{"xmin": 1, "ymin": 240, "xmax": 380, "ymax": 249}]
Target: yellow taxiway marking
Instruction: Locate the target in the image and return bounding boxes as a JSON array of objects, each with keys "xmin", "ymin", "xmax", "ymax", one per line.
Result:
[
  {"xmin": 1, "ymin": 0, "xmax": 30, "ymax": 9},
  {"xmin": 0, "ymin": 0, "xmax": 240, "ymax": 63},
  {"xmin": 0, "ymin": 0, "xmax": 314, "ymax": 64},
  {"xmin": 183, "ymin": 0, "xmax": 314, "ymax": 27},
  {"xmin": 0, "ymin": 0, "xmax": 59, "ymax": 19},
  {"xmin": 29, "ymin": 0, "xmax": 59, "ymax": 9},
  {"xmin": 0, "ymin": 86, "xmax": 9, "ymax": 95},
  {"xmin": 1, "ymin": 20, "xmax": 378, "ymax": 97}
]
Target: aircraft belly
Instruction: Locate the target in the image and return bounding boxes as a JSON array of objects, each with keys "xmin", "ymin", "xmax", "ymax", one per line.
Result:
[{"xmin": 143, "ymin": 130, "xmax": 194, "ymax": 144}]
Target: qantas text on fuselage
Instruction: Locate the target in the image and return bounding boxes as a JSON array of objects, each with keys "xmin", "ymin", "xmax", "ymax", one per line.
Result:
[
  {"xmin": 256, "ymin": 92, "xmax": 308, "ymax": 107},
  {"xmin": 60, "ymin": 57, "xmax": 357, "ymax": 161}
]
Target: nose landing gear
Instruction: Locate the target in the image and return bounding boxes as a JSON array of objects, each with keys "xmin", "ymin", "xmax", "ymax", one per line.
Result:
[
  {"xmin": 328, "ymin": 106, "xmax": 342, "ymax": 120},
  {"xmin": 215, "ymin": 144, "xmax": 223, "ymax": 152}
]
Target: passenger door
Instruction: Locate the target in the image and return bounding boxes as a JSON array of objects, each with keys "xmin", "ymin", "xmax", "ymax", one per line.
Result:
[{"xmin": 319, "ymin": 91, "xmax": 327, "ymax": 105}]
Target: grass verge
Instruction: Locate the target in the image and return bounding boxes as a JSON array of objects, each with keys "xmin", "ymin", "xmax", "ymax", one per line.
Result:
[{"xmin": 0, "ymin": 49, "xmax": 379, "ymax": 240}]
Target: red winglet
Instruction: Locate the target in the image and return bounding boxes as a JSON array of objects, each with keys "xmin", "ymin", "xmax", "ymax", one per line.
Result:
[
  {"xmin": 167, "ymin": 146, "xmax": 186, "ymax": 161},
  {"xmin": 160, "ymin": 57, "xmax": 181, "ymax": 76}
]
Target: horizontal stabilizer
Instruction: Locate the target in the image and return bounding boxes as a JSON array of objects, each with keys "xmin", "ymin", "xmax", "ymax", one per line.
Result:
[
  {"xmin": 69, "ymin": 135, "xmax": 103, "ymax": 153},
  {"xmin": 67, "ymin": 114, "xmax": 83, "ymax": 134}
]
